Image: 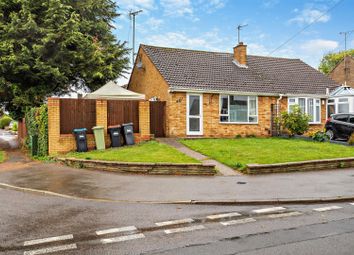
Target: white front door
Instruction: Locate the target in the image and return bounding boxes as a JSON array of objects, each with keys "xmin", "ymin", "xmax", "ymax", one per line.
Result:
[{"xmin": 187, "ymin": 94, "xmax": 203, "ymax": 135}]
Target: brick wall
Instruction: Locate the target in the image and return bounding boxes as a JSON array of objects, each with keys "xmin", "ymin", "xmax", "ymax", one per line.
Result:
[
  {"xmin": 329, "ymin": 56, "xmax": 354, "ymax": 88},
  {"xmin": 166, "ymin": 92, "xmax": 326, "ymax": 138},
  {"xmin": 48, "ymin": 98, "xmax": 151, "ymax": 155}
]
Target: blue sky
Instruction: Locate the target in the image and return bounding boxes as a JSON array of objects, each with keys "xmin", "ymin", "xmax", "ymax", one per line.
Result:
[{"xmin": 113, "ymin": 0, "xmax": 354, "ymax": 83}]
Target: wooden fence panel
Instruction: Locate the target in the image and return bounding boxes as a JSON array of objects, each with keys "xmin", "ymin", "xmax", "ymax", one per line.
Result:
[
  {"xmin": 60, "ymin": 99, "xmax": 96, "ymax": 134},
  {"xmin": 107, "ymin": 100, "xmax": 139, "ymax": 133},
  {"xmin": 150, "ymin": 101, "xmax": 166, "ymax": 137},
  {"xmin": 18, "ymin": 118, "xmax": 27, "ymax": 141}
]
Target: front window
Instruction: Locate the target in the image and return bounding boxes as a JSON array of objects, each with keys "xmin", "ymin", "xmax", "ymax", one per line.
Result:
[
  {"xmin": 220, "ymin": 95, "xmax": 258, "ymax": 123},
  {"xmin": 288, "ymin": 97, "xmax": 321, "ymax": 124},
  {"xmin": 338, "ymin": 98, "xmax": 349, "ymax": 113}
]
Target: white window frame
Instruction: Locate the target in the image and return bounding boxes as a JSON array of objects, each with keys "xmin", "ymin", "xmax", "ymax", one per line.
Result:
[
  {"xmin": 219, "ymin": 95, "xmax": 258, "ymax": 124},
  {"xmin": 288, "ymin": 97, "xmax": 321, "ymax": 124},
  {"xmin": 186, "ymin": 93, "xmax": 203, "ymax": 135},
  {"xmin": 327, "ymin": 97, "xmax": 351, "ymax": 116}
]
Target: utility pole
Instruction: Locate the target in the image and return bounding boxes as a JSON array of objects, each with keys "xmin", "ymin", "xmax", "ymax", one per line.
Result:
[
  {"xmin": 129, "ymin": 10, "xmax": 143, "ymax": 66},
  {"xmin": 339, "ymin": 30, "xmax": 354, "ymax": 86},
  {"xmin": 237, "ymin": 24, "xmax": 248, "ymax": 44},
  {"xmin": 339, "ymin": 30, "xmax": 354, "ymax": 51}
]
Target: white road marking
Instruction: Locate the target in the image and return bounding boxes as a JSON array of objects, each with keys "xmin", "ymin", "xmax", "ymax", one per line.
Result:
[
  {"xmin": 207, "ymin": 212, "xmax": 241, "ymax": 220},
  {"xmin": 350, "ymin": 203, "xmax": 354, "ymax": 206},
  {"xmin": 23, "ymin": 243, "xmax": 77, "ymax": 255},
  {"xmin": 164, "ymin": 225, "xmax": 205, "ymax": 234},
  {"xmin": 313, "ymin": 206, "xmax": 342, "ymax": 212},
  {"xmin": 267, "ymin": 211, "xmax": 303, "ymax": 218},
  {"xmin": 96, "ymin": 226, "xmax": 137, "ymax": 236},
  {"xmin": 220, "ymin": 218, "xmax": 256, "ymax": 226},
  {"xmin": 100, "ymin": 233, "xmax": 145, "ymax": 244},
  {"xmin": 252, "ymin": 207, "xmax": 286, "ymax": 214},
  {"xmin": 155, "ymin": 218, "xmax": 194, "ymax": 227},
  {"xmin": 23, "ymin": 235, "xmax": 74, "ymax": 246}
]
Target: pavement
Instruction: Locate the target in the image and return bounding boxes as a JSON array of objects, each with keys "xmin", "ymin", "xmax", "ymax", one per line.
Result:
[
  {"xmin": 0, "ymin": 129, "xmax": 19, "ymax": 150},
  {"xmin": 157, "ymin": 138, "xmax": 239, "ymax": 176},
  {"xmin": 1, "ymin": 150, "xmax": 354, "ymax": 204}
]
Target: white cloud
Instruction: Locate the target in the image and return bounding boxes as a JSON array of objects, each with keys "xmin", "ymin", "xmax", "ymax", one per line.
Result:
[
  {"xmin": 160, "ymin": 0, "xmax": 193, "ymax": 16},
  {"xmin": 262, "ymin": 0, "xmax": 280, "ymax": 8},
  {"xmin": 300, "ymin": 39, "xmax": 338, "ymax": 53},
  {"xmin": 197, "ymin": 0, "xmax": 227, "ymax": 13},
  {"xmin": 117, "ymin": 0, "xmax": 156, "ymax": 11},
  {"xmin": 289, "ymin": 8, "xmax": 330, "ymax": 25},
  {"xmin": 145, "ymin": 17, "xmax": 163, "ymax": 30},
  {"xmin": 146, "ymin": 30, "xmax": 227, "ymax": 52},
  {"xmin": 248, "ymin": 43, "xmax": 269, "ymax": 56}
]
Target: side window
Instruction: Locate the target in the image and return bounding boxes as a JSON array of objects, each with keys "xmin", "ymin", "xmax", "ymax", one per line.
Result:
[
  {"xmin": 334, "ymin": 115, "xmax": 349, "ymax": 122},
  {"xmin": 349, "ymin": 116, "xmax": 354, "ymax": 124}
]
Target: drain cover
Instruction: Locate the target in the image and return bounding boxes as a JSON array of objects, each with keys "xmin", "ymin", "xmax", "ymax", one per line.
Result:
[{"xmin": 237, "ymin": 181, "xmax": 247, "ymax": 184}]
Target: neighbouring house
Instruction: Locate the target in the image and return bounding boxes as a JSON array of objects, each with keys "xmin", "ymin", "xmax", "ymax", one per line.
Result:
[
  {"xmin": 329, "ymin": 56, "xmax": 354, "ymax": 88},
  {"xmin": 327, "ymin": 85, "xmax": 354, "ymax": 117},
  {"xmin": 128, "ymin": 43, "xmax": 339, "ymax": 138},
  {"xmin": 84, "ymin": 81, "xmax": 145, "ymax": 100}
]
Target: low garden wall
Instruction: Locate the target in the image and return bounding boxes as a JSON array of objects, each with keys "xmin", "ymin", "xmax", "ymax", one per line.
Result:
[
  {"xmin": 58, "ymin": 158, "xmax": 217, "ymax": 176},
  {"xmin": 247, "ymin": 157, "xmax": 354, "ymax": 174}
]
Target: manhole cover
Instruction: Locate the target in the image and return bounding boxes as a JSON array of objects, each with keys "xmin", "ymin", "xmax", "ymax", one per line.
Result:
[{"xmin": 237, "ymin": 181, "xmax": 247, "ymax": 184}]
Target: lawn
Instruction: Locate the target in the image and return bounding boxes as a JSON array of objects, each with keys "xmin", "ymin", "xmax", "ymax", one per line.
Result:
[
  {"xmin": 0, "ymin": 151, "xmax": 5, "ymax": 163},
  {"xmin": 180, "ymin": 138, "xmax": 354, "ymax": 169},
  {"xmin": 66, "ymin": 141, "xmax": 199, "ymax": 164}
]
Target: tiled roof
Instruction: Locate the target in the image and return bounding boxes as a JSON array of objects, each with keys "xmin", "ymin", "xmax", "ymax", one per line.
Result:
[{"xmin": 141, "ymin": 44, "xmax": 339, "ymax": 96}]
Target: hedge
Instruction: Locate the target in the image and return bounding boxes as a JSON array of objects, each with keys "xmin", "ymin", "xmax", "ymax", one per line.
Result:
[{"xmin": 25, "ymin": 105, "xmax": 48, "ymax": 157}]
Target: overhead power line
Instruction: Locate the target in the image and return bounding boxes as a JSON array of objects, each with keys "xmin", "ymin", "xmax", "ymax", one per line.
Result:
[{"xmin": 268, "ymin": 0, "xmax": 345, "ymax": 56}]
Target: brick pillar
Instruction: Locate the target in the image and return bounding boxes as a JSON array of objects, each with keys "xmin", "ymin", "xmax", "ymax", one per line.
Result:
[
  {"xmin": 139, "ymin": 101, "xmax": 150, "ymax": 137},
  {"xmin": 96, "ymin": 100, "xmax": 108, "ymax": 130},
  {"xmin": 48, "ymin": 98, "xmax": 60, "ymax": 155},
  {"xmin": 96, "ymin": 100, "xmax": 108, "ymax": 145}
]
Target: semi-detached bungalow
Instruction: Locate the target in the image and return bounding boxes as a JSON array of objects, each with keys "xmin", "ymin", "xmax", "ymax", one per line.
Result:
[{"xmin": 128, "ymin": 42, "xmax": 339, "ymax": 137}]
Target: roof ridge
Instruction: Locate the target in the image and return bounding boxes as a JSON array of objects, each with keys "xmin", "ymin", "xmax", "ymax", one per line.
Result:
[{"xmin": 141, "ymin": 44, "xmax": 300, "ymax": 60}]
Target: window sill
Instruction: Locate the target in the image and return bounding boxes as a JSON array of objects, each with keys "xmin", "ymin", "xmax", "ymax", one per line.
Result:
[
  {"xmin": 309, "ymin": 122, "xmax": 322, "ymax": 125},
  {"xmin": 219, "ymin": 122, "xmax": 259, "ymax": 125}
]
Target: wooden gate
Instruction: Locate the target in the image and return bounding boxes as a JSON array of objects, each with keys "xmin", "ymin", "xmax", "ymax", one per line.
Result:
[{"xmin": 150, "ymin": 101, "xmax": 166, "ymax": 137}]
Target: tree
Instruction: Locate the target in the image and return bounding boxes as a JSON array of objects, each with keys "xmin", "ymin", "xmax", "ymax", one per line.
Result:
[
  {"xmin": 0, "ymin": 0, "xmax": 129, "ymax": 119},
  {"xmin": 319, "ymin": 49, "xmax": 354, "ymax": 74},
  {"xmin": 281, "ymin": 105, "xmax": 310, "ymax": 136}
]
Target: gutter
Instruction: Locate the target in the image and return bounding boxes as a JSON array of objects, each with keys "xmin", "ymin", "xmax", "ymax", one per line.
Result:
[
  {"xmin": 168, "ymin": 88, "xmax": 329, "ymax": 98},
  {"xmin": 276, "ymin": 94, "xmax": 284, "ymax": 116}
]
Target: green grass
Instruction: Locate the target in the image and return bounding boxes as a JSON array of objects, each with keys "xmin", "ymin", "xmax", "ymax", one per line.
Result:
[
  {"xmin": 66, "ymin": 141, "xmax": 199, "ymax": 164},
  {"xmin": 0, "ymin": 151, "xmax": 5, "ymax": 163},
  {"xmin": 180, "ymin": 138, "xmax": 354, "ymax": 169}
]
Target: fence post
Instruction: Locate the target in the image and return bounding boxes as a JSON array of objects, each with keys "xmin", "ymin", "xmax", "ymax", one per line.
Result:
[
  {"xmin": 48, "ymin": 98, "xmax": 60, "ymax": 155},
  {"xmin": 139, "ymin": 101, "xmax": 150, "ymax": 138}
]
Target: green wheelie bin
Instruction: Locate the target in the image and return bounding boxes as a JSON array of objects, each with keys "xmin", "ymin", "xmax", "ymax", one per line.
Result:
[{"xmin": 92, "ymin": 126, "xmax": 106, "ymax": 150}]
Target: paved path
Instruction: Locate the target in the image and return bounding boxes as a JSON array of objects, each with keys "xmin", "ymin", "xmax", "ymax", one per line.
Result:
[
  {"xmin": 1, "ymin": 150, "xmax": 354, "ymax": 203},
  {"xmin": 157, "ymin": 138, "xmax": 239, "ymax": 176}
]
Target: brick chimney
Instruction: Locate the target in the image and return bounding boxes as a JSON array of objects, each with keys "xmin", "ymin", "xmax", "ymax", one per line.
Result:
[{"xmin": 233, "ymin": 42, "xmax": 247, "ymax": 66}]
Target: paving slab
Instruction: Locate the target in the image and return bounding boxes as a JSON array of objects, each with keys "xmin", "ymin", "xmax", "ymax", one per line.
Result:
[{"xmin": 157, "ymin": 138, "xmax": 239, "ymax": 176}]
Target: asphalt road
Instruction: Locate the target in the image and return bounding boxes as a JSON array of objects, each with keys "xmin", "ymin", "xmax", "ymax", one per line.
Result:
[{"xmin": 1, "ymin": 188, "xmax": 354, "ymax": 255}]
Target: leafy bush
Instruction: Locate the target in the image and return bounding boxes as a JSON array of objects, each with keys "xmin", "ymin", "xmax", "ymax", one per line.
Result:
[
  {"xmin": 0, "ymin": 115, "xmax": 13, "ymax": 129},
  {"xmin": 348, "ymin": 133, "xmax": 354, "ymax": 145},
  {"xmin": 311, "ymin": 131, "xmax": 329, "ymax": 142},
  {"xmin": 281, "ymin": 105, "xmax": 310, "ymax": 136},
  {"xmin": 25, "ymin": 105, "xmax": 48, "ymax": 157},
  {"xmin": 11, "ymin": 122, "xmax": 18, "ymax": 131}
]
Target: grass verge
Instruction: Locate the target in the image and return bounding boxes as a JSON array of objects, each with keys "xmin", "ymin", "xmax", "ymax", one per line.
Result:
[{"xmin": 0, "ymin": 151, "xmax": 5, "ymax": 163}]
